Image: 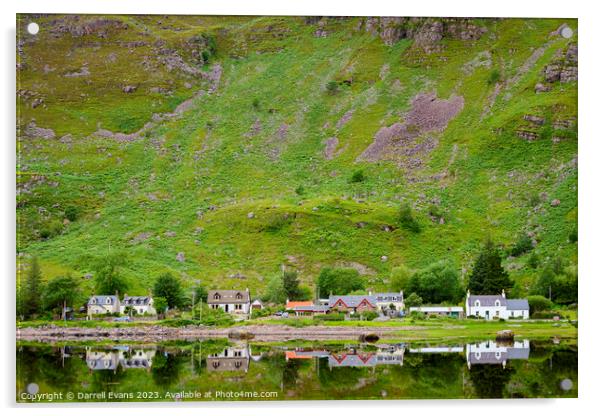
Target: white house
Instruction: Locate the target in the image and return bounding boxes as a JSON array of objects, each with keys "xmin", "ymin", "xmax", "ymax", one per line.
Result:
[
  {"xmin": 120, "ymin": 295, "xmax": 156, "ymax": 316},
  {"xmin": 207, "ymin": 289, "xmax": 251, "ymax": 317},
  {"xmin": 87, "ymin": 295, "xmax": 121, "ymax": 316},
  {"xmin": 465, "ymin": 290, "xmax": 529, "ymax": 320},
  {"xmin": 371, "ymin": 291, "xmax": 405, "ymax": 315},
  {"xmin": 409, "ymin": 306, "xmax": 464, "ymax": 318}
]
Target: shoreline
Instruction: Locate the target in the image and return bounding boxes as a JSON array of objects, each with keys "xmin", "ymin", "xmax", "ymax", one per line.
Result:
[{"xmin": 16, "ymin": 321, "xmax": 577, "ymax": 343}]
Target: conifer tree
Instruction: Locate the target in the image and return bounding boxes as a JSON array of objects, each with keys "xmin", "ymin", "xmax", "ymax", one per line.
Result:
[{"xmin": 467, "ymin": 240, "xmax": 513, "ymax": 294}]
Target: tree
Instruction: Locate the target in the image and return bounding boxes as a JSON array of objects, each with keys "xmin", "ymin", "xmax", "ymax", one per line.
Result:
[
  {"xmin": 405, "ymin": 292, "xmax": 423, "ymax": 308},
  {"xmin": 389, "ymin": 265, "xmax": 412, "ymax": 292},
  {"xmin": 193, "ymin": 285, "xmax": 208, "ymax": 303},
  {"xmin": 467, "ymin": 240, "xmax": 513, "ymax": 294},
  {"xmin": 283, "ymin": 270, "xmax": 302, "ymax": 300},
  {"xmin": 263, "ymin": 274, "xmax": 287, "ymax": 304},
  {"xmin": 21, "ymin": 256, "xmax": 43, "ymax": 318},
  {"xmin": 398, "ymin": 203, "xmax": 421, "ymax": 233},
  {"xmin": 42, "ymin": 275, "xmax": 81, "ymax": 316},
  {"xmin": 350, "ymin": 170, "xmax": 366, "ymax": 183},
  {"xmin": 153, "ymin": 273, "xmax": 184, "ymax": 309},
  {"xmin": 316, "ymin": 268, "xmax": 365, "ymax": 297},
  {"xmin": 93, "ymin": 253, "xmax": 129, "ymax": 295},
  {"xmin": 154, "ymin": 296, "xmax": 168, "ymax": 317},
  {"xmin": 406, "ymin": 261, "xmax": 464, "ymax": 304}
]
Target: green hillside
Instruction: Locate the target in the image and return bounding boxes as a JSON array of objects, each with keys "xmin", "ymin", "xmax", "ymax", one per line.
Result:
[{"xmin": 16, "ymin": 15, "xmax": 577, "ymax": 297}]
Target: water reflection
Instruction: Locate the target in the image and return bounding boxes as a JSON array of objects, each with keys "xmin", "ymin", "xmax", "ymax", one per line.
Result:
[{"xmin": 16, "ymin": 339, "xmax": 577, "ymax": 401}]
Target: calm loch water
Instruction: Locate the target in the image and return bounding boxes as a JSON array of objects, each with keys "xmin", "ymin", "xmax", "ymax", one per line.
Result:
[{"xmin": 16, "ymin": 339, "xmax": 577, "ymax": 402}]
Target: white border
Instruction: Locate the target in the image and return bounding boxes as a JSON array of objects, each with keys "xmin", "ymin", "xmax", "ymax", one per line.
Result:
[{"xmin": 2, "ymin": 0, "xmax": 600, "ymax": 415}]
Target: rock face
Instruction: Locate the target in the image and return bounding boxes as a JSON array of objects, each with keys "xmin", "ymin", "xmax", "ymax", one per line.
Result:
[
  {"xmin": 362, "ymin": 17, "xmax": 487, "ymax": 50},
  {"xmin": 542, "ymin": 43, "xmax": 578, "ymax": 84}
]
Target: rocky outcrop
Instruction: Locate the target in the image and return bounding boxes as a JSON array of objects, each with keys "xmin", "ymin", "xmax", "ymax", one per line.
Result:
[
  {"xmin": 362, "ymin": 17, "xmax": 487, "ymax": 50},
  {"xmin": 542, "ymin": 43, "xmax": 578, "ymax": 85}
]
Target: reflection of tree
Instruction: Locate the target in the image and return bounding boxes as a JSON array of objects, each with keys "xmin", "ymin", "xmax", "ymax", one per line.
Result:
[
  {"xmin": 90, "ymin": 367, "xmax": 127, "ymax": 393},
  {"xmin": 317, "ymin": 358, "xmax": 368, "ymax": 390},
  {"xmin": 17, "ymin": 346, "xmax": 81, "ymax": 391},
  {"xmin": 151, "ymin": 351, "xmax": 184, "ymax": 388},
  {"xmin": 403, "ymin": 354, "xmax": 464, "ymax": 398},
  {"xmin": 283, "ymin": 359, "xmax": 312, "ymax": 390},
  {"xmin": 469, "ymin": 365, "xmax": 514, "ymax": 398}
]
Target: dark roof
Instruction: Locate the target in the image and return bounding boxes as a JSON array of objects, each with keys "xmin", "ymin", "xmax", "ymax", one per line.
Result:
[
  {"xmin": 207, "ymin": 290, "xmax": 250, "ymax": 304},
  {"xmin": 468, "ymin": 352, "xmax": 507, "ymax": 365},
  {"xmin": 506, "ymin": 299, "xmax": 529, "ymax": 310},
  {"xmin": 507, "ymin": 348, "xmax": 530, "ymax": 359},
  {"xmin": 123, "ymin": 296, "xmax": 152, "ymax": 306},
  {"xmin": 292, "ymin": 305, "xmax": 330, "ymax": 312},
  {"xmin": 88, "ymin": 295, "xmax": 118, "ymax": 305},
  {"xmin": 374, "ymin": 292, "xmax": 404, "ymax": 302},
  {"xmin": 328, "ymin": 295, "xmax": 377, "ymax": 308},
  {"xmin": 467, "ymin": 295, "xmax": 506, "ymax": 307},
  {"xmin": 328, "ymin": 354, "xmax": 377, "ymax": 367}
]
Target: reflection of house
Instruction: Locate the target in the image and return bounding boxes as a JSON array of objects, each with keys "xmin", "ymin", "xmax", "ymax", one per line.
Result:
[
  {"xmin": 372, "ymin": 291, "xmax": 405, "ymax": 315},
  {"xmin": 328, "ymin": 295, "xmax": 377, "ymax": 314},
  {"xmin": 207, "ymin": 289, "xmax": 251, "ymax": 317},
  {"xmin": 409, "ymin": 346, "xmax": 464, "ymax": 353},
  {"xmin": 87, "ymin": 295, "xmax": 120, "ymax": 316},
  {"xmin": 465, "ymin": 290, "xmax": 529, "ymax": 320},
  {"xmin": 466, "ymin": 340, "xmax": 530, "ymax": 368},
  {"xmin": 409, "ymin": 306, "xmax": 464, "ymax": 318},
  {"xmin": 328, "ymin": 345, "xmax": 405, "ymax": 368},
  {"xmin": 86, "ymin": 350, "xmax": 119, "ymax": 371},
  {"xmin": 121, "ymin": 295, "xmax": 156, "ymax": 315},
  {"xmin": 119, "ymin": 349, "xmax": 155, "ymax": 369},
  {"xmin": 86, "ymin": 348, "xmax": 156, "ymax": 371},
  {"xmin": 285, "ymin": 349, "xmax": 330, "ymax": 360},
  {"xmin": 207, "ymin": 346, "xmax": 250, "ymax": 372}
]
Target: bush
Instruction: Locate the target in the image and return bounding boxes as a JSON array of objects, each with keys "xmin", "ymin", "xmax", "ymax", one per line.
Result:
[
  {"xmin": 509, "ymin": 234, "xmax": 533, "ymax": 257},
  {"xmin": 64, "ymin": 206, "xmax": 80, "ymax": 222},
  {"xmin": 161, "ymin": 318, "xmax": 199, "ymax": 327},
  {"xmin": 398, "ymin": 203, "xmax": 421, "ymax": 233},
  {"xmin": 527, "ymin": 295, "xmax": 553, "ymax": 314},
  {"xmin": 252, "ymin": 98, "xmax": 260, "ymax": 110},
  {"xmin": 532, "ymin": 311, "xmax": 565, "ymax": 320},
  {"xmin": 39, "ymin": 219, "xmax": 63, "ymax": 240},
  {"xmin": 350, "ymin": 170, "xmax": 366, "ymax": 183},
  {"xmin": 487, "ymin": 69, "xmax": 501, "ymax": 85},
  {"xmin": 295, "ymin": 185, "xmax": 305, "ymax": 195},
  {"xmin": 361, "ymin": 311, "xmax": 379, "ymax": 321},
  {"xmin": 326, "ymin": 80, "xmax": 339, "ymax": 95},
  {"xmin": 569, "ymin": 227, "xmax": 578, "ymax": 243},
  {"xmin": 314, "ymin": 313, "xmax": 345, "ymax": 322}
]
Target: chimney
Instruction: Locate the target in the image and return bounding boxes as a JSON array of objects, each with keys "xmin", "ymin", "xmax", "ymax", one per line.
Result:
[{"xmin": 501, "ymin": 289, "xmax": 506, "ymax": 298}]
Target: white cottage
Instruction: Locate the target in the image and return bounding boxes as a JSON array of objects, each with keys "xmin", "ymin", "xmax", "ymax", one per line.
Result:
[
  {"xmin": 121, "ymin": 295, "xmax": 156, "ymax": 316},
  {"xmin": 87, "ymin": 295, "xmax": 121, "ymax": 316},
  {"xmin": 465, "ymin": 290, "xmax": 529, "ymax": 320},
  {"xmin": 371, "ymin": 291, "xmax": 405, "ymax": 315},
  {"xmin": 207, "ymin": 289, "xmax": 251, "ymax": 317}
]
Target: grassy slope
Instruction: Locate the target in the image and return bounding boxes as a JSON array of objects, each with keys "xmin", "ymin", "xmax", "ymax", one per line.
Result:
[{"xmin": 17, "ymin": 16, "xmax": 577, "ymax": 297}]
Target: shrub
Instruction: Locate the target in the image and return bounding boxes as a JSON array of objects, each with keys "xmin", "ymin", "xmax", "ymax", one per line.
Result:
[
  {"xmin": 350, "ymin": 170, "xmax": 366, "ymax": 183},
  {"xmin": 39, "ymin": 219, "xmax": 63, "ymax": 240},
  {"xmin": 527, "ymin": 295, "xmax": 553, "ymax": 314},
  {"xmin": 527, "ymin": 252, "xmax": 540, "ymax": 269},
  {"xmin": 510, "ymin": 234, "xmax": 533, "ymax": 257},
  {"xmin": 569, "ymin": 227, "xmax": 578, "ymax": 243},
  {"xmin": 361, "ymin": 311, "xmax": 379, "ymax": 321},
  {"xmin": 252, "ymin": 98, "xmax": 260, "ymax": 110},
  {"xmin": 64, "ymin": 206, "xmax": 80, "ymax": 222},
  {"xmin": 326, "ymin": 80, "xmax": 339, "ymax": 95},
  {"xmin": 314, "ymin": 313, "xmax": 345, "ymax": 322},
  {"xmin": 487, "ymin": 69, "xmax": 501, "ymax": 85},
  {"xmin": 398, "ymin": 203, "xmax": 421, "ymax": 233},
  {"xmin": 295, "ymin": 185, "xmax": 305, "ymax": 195}
]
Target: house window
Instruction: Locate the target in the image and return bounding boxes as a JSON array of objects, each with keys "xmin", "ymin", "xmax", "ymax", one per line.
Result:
[
  {"xmin": 495, "ymin": 310, "xmax": 500, "ymax": 317},
  {"xmin": 236, "ymin": 293, "xmax": 242, "ymax": 300},
  {"xmin": 495, "ymin": 300, "xmax": 500, "ymax": 307},
  {"xmin": 475, "ymin": 311, "xmax": 480, "ymax": 316},
  {"xmin": 107, "ymin": 298, "xmax": 111, "ymax": 304},
  {"xmin": 475, "ymin": 300, "xmax": 480, "ymax": 307},
  {"xmin": 511, "ymin": 311, "xmax": 515, "ymax": 317},
  {"xmin": 214, "ymin": 293, "xmax": 221, "ymax": 300},
  {"xmin": 235, "ymin": 304, "xmax": 242, "ymax": 310}
]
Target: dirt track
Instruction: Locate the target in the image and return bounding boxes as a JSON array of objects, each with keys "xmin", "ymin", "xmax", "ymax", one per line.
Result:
[{"xmin": 17, "ymin": 324, "xmax": 427, "ymax": 343}]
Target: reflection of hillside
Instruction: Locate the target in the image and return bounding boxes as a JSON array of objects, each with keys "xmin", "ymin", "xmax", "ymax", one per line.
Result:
[{"xmin": 285, "ymin": 344, "xmax": 406, "ymax": 368}]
